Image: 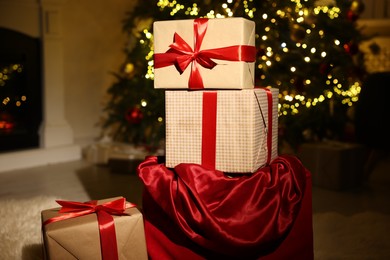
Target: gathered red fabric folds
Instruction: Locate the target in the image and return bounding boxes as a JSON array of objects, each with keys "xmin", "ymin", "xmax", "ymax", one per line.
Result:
[{"xmin": 138, "ymin": 155, "xmax": 312, "ymax": 259}]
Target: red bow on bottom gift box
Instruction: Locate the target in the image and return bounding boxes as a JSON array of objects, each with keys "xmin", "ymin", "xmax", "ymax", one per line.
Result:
[
  {"xmin": 41, "ymin": 197, "xmax": 148, "ymax": 260},
  {"xmin": 138, "ymin": 155, "xmax": 314, "ymax": 259}
]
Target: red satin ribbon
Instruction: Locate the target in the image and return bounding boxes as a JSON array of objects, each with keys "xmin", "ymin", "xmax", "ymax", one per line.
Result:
[
  {"xmin": 154, "ymin": 18, "xmax": 256, "ymax": 89},
  {"xmin": 200, "ymin": 89, "xmax": 274, "ymax": 170},
  {"xmin": 201, "ymin": 92, "xmax": 218, "ymax": 169},
  {"xmin": 263, "ymin": 88, "xmax": 273, "ymax": 165},
  {"xmin": 43, "ymin": 197, "xmax": 136, "ymax": 260}
]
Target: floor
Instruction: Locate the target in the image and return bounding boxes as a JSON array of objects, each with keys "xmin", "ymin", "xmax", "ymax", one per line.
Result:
[{"xmin": 0, "ymin": 153, "xmax": 389, "ymax": 259}]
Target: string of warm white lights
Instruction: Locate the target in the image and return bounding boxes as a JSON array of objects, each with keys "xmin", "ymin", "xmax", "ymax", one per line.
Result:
[
  {"xmin": 134, "ymin": 0, "xmax": 362, "ymax": 117},
  {"xmin": 0, "ymin": 64, "xmax": 26, "ymax": 107},
  {"xmin": 99, "ymin": 0, "xmax": 366, "ymax": 148}
]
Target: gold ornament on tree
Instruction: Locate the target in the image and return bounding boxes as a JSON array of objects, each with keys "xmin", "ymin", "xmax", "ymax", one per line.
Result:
[
  {"xmin": 350, "ymin": 0, "xmax": 364, "ymax": 14},
  {"xmin": 124, "ymin": 63, "xmax": 134, "ymax": 74}
]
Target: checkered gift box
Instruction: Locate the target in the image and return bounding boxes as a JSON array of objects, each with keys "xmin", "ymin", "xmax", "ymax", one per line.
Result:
[{"xmin": 165, "ymin": 88, "xmax": 278, "ymax": 173}]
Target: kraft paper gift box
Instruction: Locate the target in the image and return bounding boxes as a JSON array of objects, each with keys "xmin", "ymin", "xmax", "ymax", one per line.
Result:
[
  {"xmin": 85, "ymin": 143, "xmax": 112, "ymax": 165},
  {"xmin": 154, "ymin": 17, "xmax": 256, "ymax": 89},
  {"xmin": 298, "ymin": 141, "xmax": 365, "ymax": 190},
  {"xmin": 107, "ymin": 144, "xmax": 148, "ymax": 173},
  {"xmin": 108, "ymin": 151, "xmax": 144, "ymax": 174},
  {"xmin": 41, "ymin": 197, "xmax": 148, "ymax": 260},
  {"xmin": 165, "ymin": 88, "xmax": 279, "ymax": 173}
]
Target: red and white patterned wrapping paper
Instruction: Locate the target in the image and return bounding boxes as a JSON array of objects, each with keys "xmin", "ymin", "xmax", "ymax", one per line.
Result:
[
  {"xmin": 165, "ymin": 88, "xmax": 279, "ymax": 173},
  {"xmin": 153, "ymin": 17, "xmax": 256, "ymax": 89}
]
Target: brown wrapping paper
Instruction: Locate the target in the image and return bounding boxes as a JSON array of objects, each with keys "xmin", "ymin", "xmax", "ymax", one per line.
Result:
[
  {"xmin": 153, "ymin": 17, "xmax": 256, "ymax": 89},
  {"xmin": 41, "ymin": 197, "xmax": 148, "ymax": 260},
  {"xmin": 298, "ymin": 142, "xmax": 365, "ymax": 190}
]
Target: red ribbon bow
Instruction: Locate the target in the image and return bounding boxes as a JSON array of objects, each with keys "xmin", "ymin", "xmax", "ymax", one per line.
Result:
[
  {"xmin": 154, "ymin": 18, "xmax": 256, "ymax": 89},
  {"xmin": 43, "ymin": 197, "xmax": 136, "ymax": 260}
]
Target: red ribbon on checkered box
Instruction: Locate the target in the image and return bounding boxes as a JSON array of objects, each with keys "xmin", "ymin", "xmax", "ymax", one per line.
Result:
[{"xmin": 201, "ymin": 87, "xmax": 275, "ymax": 170}]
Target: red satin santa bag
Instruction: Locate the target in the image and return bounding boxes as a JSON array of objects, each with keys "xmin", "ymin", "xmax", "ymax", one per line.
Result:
[{"xmin": 138, "ymin": 155, "xmax": 313, "ymax": 259}]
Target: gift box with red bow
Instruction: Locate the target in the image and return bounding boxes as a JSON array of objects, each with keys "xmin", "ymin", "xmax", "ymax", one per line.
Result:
[
  {"xmin": 41, "ymin": 197, "xmax": 147, "ymax": 260},
  {"xmin": 153, "ymin": 17, "xmax": 256, "ymax": 89},
  {"xmin": 165, "ymin": 87, "xmax": 279, "ymax": 173}
]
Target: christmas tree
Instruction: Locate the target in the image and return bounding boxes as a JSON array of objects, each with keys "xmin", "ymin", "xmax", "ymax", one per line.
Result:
[{"xmin": 100, "ymin": 0, "xmax": 368, "ymax": 152}]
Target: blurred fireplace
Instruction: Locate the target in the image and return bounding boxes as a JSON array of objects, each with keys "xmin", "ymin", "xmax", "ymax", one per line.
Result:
[
  {"xmin": 0, "ymin": 27, "xmax": 42, "ymax": 152},
  {"xmin": 0, "ymin": 1, "xmax": 81, "ymax": 172}
]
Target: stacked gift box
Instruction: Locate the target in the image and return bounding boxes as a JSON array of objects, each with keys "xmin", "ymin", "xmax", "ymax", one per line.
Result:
[
  {"xmin": 41, "ymin": 17, "xmax": 313, "ymax": 260},
  {"xmin": 137, "ymin": 17, "xmax": 314, "ymax": 259},
  {"xmin": 155, "ymin": 17, "xmax": 279, "ymax": 173},
  {"xmin": 165, "ymin": 88, "xmax": 279, "ymax": 172}
]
